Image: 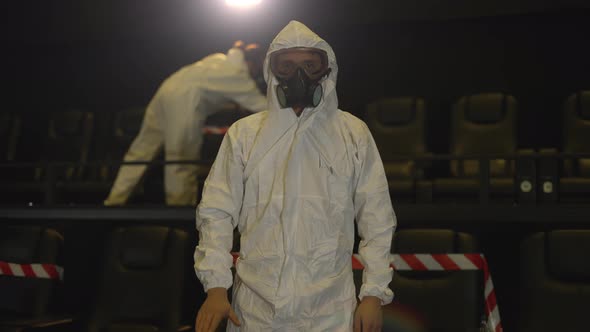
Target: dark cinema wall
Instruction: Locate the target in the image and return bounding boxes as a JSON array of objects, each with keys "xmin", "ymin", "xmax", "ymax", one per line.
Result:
[{"xmin": 4, "ymin": 1, "xmax": 590, "ymax": 153}]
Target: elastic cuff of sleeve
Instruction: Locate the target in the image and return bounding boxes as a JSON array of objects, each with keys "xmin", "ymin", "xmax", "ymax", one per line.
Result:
[
  {"xmin": 195, "ymin": 268, "xmax": 233, "ymax": 293},
  {"xmin": 359, "ymin": 284, "xmax": 394, "ymax": 305},
  {"xmin": 202, "ymin": 279, "xmax": 233, "ymax": 293}
]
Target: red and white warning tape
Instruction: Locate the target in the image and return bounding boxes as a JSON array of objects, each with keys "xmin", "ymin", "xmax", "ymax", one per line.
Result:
[
  {"xmin": 202, "ymin": 126, "xmax": 229, "ymax": 135},
  {"xmin": 354, "ymin": 253, "xmax": 502, "ymax": 332},
  {"xmin": 231, "ymin": 252, "xmax": 502, "ymax": 332},
  {"xmin": 0, "ymin": 261, "xmax": 64, "ymax": 281}
]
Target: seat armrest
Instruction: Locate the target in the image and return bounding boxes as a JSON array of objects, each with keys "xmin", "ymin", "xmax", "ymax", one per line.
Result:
[
  {"xmin": 516, "ymin": 148, "xmax": 535, "ymax": 156},
  {"xmin": 538, "ymin": 148, "xmax": 558, "ymax": 155}
]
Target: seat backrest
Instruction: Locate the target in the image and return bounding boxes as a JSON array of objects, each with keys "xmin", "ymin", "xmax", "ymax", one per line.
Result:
[
  {"xmin": 99, "ymin": 107, "xmax": 146, "ymax": 181},
  {"xmin": 46, "ymin": 110, "xmax": 94, "ymax": 161},
  {"xmin": 365, "ymin": 97, "xmax": 427, "ymax": 177},
  {"xmin": 389, "ymin": 229, "xmax": 483, "ymax": 331},
  {"xmin": 113, "ymin": 107, "xmax": 145, "ymax": 144},
  {"xmin": 85, "ymin": 226, "xmax": 188, "ymax": 332},
  {"xmin": 450, "ymin": 93, "xmax": 517, "ymax": 177},
  {"xmin": 0, "ymin": 112, "xmax": 21, "ymax": 162},
  {"xmin": 0, "ymin": 226, "xmax": 63, "ymax": 319},
  {"xmin": 43, "ymin": 110, "xmax": 94, "ymax": 181},
  {"xmin": 0, "ymin": 112, "xmax": 48, "ymax": 183},
  {"xmin": 519, "ymin": 230, "xmax": 590, "ymax": 331},
  {"xmin": 563, "ymin": 91, "xmax": 590, "ymax": 177}
]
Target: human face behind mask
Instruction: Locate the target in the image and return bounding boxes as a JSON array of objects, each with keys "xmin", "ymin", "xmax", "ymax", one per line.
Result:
[{"xmin": 270, "ymin": 48, "xmax": 331, "ymax": 112}]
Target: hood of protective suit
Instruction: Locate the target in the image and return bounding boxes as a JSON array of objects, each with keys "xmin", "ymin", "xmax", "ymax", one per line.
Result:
[
  {"xmin": 246, "ymin": 21, "xmax": 342, "ymax": 176},
  {"xmin": 263, "ymin": 20, "xmax": 338, "ymax": 115}
]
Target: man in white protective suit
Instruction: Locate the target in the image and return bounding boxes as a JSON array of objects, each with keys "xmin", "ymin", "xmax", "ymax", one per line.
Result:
[
  {"xmin": 194, "ymin": 21, "xmax": 396, "ymax": 332},
  {"xmin": 104, "ymin": 41, "xmax": 267, "ymax": 206}
]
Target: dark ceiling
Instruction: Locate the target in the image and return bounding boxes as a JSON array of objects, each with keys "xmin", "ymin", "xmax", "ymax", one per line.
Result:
[{"xmin": 3, "ymin": 0, "xmax": 589, "ymax": 46}]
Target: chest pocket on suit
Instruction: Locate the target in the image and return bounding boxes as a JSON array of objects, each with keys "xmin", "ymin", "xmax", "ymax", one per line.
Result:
[{"xmin": 319, "ymin": 153, "xmax": 352, "ymax": 208}]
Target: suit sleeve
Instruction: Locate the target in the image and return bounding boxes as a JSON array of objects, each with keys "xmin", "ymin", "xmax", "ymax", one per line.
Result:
[
  {"xmin": 194, "ymin": 126, "xmax": 244, "ymax": 291},
  {"xmin": 223, "ymin": 73, "xmax": 267, "ymax": 113},
  {"xmin": 354, "ymin": 124, "xmax": 397, "ymax": 305},
  {"xmin": 204, "ymin": 53, "xmax": 267, "ymax": 113}
]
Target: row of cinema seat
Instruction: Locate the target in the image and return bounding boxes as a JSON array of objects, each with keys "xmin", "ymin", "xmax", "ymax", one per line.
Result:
[
  {"xmin": 0, "ymin": 107, "xmax": 147, "ymax": 205},
  {"xmin": 0, "ymin": 104, "xmax": 245, "ymax": 206},
  {"xmin": 367, "ymin": 91, "xmax": 590, "ymax": 203},
  {"xmin": 0, "ymin": 91, "xmax": 588, "ymax": 205},
  {"xmin": 0, "ymin": 225, "xmax": 191, "ymax": 332},
  {"xmin": 1, "ymin": 225, "xmax": 589, "ymax": 332}
]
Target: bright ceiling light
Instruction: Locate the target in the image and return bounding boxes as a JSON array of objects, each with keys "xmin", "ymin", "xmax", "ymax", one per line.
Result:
[{"xmin": 225, "ymin": 0, "xmax": 262, "ymax": 8}]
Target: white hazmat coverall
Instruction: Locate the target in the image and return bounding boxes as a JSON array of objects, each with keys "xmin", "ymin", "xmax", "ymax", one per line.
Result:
[
  {"xmin": 194, "ymin": 21, "xmax": 396, "ymax": 331},
  {"xmin": 104, "ymin": 47, "xmax": 267, "ymax": 206}
]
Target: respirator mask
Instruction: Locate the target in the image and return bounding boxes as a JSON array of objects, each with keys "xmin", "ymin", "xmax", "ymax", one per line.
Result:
[{"xmin": 270, "ymin": 47, "xmax": 331, "ymax": 109}]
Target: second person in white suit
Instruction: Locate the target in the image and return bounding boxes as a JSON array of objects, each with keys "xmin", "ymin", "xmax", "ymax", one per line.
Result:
[{"xmin": 104, "ymin": 42, "xmax": 267, "ymax": 206}]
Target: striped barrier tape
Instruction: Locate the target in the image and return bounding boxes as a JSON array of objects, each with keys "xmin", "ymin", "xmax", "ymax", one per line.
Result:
[
  {"xmin": 356, "ymin": 253, "xmax": 502, "ymax": 332},
  {"xmin": 0, "ymin": 261, "xmax": 64, "ymax": 281},
  {"xmin": 231, "ymin": 252, "xmax": 502, "ymax": 332}
]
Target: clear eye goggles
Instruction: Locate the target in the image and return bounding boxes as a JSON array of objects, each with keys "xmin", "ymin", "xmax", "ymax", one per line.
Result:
[{"xmin": 269, "ymin": 47, "xmax": 330, "ymax": 81}]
